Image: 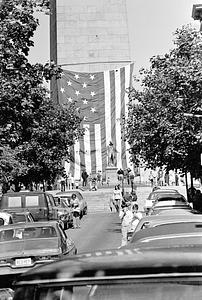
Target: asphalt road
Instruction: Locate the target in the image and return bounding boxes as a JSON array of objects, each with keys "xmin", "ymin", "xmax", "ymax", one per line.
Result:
[{"xmin": 67, "ymin": 212, "xmax": 122, "ymax": 253}]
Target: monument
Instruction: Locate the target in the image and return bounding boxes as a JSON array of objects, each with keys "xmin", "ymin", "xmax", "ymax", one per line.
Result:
[{"xmin": 106, "ymin": 142, "xmax": 118, "ymax": 185}]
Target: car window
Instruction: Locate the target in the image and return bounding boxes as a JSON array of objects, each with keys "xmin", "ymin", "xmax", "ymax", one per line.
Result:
[
  {"xmin": 25, "ymin": 196, "xmax": 39, "ymax": 207},
  {"xmin": 8, "ymin": 196, "xmax": 22, "ymax": 208},
  {"xmin": 0, "ymin": 218, "xmax": 4, "ymax": 226},
  {"xmin": 25, "ymin": 282, "xmax": 202, "ymax": 300},
  {"xmin": 12, "ymin": 214, "xmax": 26, "ymax": 223},
  {"xmin": 0, "ymin": 226, "xmax": 57, "ymax": 241},
  {"xmin": 46, "ymin": 194, "xmax": 55, "ymax": 207}
]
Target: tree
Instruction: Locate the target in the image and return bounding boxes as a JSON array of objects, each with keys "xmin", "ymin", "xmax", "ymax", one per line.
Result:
[
  {"xmin": 126, "ymin": 25, "xmax": 202, "ymax": 178},
  {"xmin": 0, "ymin": 0, "xmax": 83, "ymax": 191}
]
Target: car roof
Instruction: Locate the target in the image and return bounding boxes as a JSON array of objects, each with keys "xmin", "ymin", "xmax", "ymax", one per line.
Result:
[
  {"xmin": 157, "ymin": 193, "xmax": 186, "ymax": 200},
  {"xmin": 0, "ymin": 221, "xmax": 58, "ymax": 230},
  {"xmin": 14, "ymin": 247, "xmax": 202, "ymax": 286},
  {"xmin": 152, "ymin": 189, "xmax": 179, "ymax": 193},
  {"xmin": 136, "ymin": 214, "xmax": 202, "ymax": 229},
  {"xmin": 2, "ymin": 191, "xmax": 46, "ymax": 196},
  {"xmin": 130, "ymin": 222, "xmax": 202, "ymax": 244},
  {"xmin": 156, "ymin": 208, "xmax": 197, "ymax": 215}
]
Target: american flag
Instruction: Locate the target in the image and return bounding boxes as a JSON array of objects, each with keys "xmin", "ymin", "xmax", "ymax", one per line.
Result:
[{"xmin": 58, "ymin": 63, "xmax": 134, "ymax": 179}]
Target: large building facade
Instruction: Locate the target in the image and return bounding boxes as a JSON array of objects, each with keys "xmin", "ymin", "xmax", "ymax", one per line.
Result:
[{"xmin": 50, "ymin": 0, "xmax": 131, "ymax": 72}]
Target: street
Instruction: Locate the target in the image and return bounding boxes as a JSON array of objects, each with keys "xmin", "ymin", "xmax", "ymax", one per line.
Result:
[
  {"xmin": 67, "ymin": 185, "xmax": 188, "ymax": 253},
  {"xmin": 67, "ymin": 212, "xmax": 122, "ymax": 253}
]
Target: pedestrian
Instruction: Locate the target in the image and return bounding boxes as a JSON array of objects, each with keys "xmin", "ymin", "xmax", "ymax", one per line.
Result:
[
  {"xmin": 117, "ymin": 168, "xmax": 124, "ymax": 183},
  {"xmin": 66, "ymin": 172, "xmax": 72, "ymax": 190},
  {"xmin": 113, "ymin": 185, "xmax": 122, "ymax": 212},
  {"xmin": 92, "ymin": 176, "xmax": 97, "ymax": 191},
  {"xmin": 70, "ymin": 175, "xmax": 75, "ymax": 189},
  {"xmin": 119, "ymin": 202, "xmax": 133, "ymax": 247},
  {"xmin": 148, "ymin": 170, "xmax": 154, "ymax": 187},
  {"xmin": 97, "ymin": 171, "xmax": 102, "ymax": 186},
  {"xmin": 60, "ymin": 176, "xmax": 66, "ymax": 192},
  {"xmin": 109, "ymin": 196, "xmax": 114, "ymax": 212},
  {"xmin": 81, "ymin": 169, "xmax": 88, "ymax": 187},
  {"xmin": 131, "ymin": 204, "xmax": 143, "ymax": 232},
  {"xmin": 107, "ymin": 177, "xmax": 110, "ymax": 187},
  {"xmin": 88, "ymin": 173, "xmax": 92, "ymax": 191},
  {"xmin": 131, "ymin": 190, "xmax": 137, "ymax": 203},
  {"xmin": 71, "ymin": 194, "xmax": 81, "ymax": 229}
]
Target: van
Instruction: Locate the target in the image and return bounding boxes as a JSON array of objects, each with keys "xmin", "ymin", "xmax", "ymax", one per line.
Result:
[{"xmin": 0, "ymin": 192, "xmax": 59, "ymax": 222}]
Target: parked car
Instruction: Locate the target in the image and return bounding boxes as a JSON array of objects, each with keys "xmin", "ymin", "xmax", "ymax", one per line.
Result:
[
  {"xmin": 13, "ymin": 246, "xmax": 202, "ymax": 300},
  {"xmin": 0, "ymin": 211, "xmax": 35, "ymax": 226},
  {"xmin": 0, "ymin": 221, "xmax": 77, "ymax": 288},
  {"xmin": 129, "ymin": 221, "xmax": 202, "ymax": 246},
  {"xmin": 0, "ymin": 192, "xmax": 59, "ymax": 222},
  {"xmin": 144, "ymin": 188, "xmax": 180, "ymax": 212},
  {"xmin": 55, "ymin": 190, "xmax": 88, "ymax": 218},
  {"xmin": 147, "ymin": 194, "xmax": 192, "ymax": 216},
  {"xmin": 133, "ymin": 214, "xmax": 202, "ymax": 234}
]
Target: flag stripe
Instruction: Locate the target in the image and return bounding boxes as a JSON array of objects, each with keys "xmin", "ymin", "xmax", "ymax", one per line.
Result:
[
  {"xmin": 125, "ymin": 63, "xmax": 134, "ymax": 169},
  {"xmin": 104, "ymin": 70, "xmax": 111, "ymax": 147},
  {"xmin": 115, "ymin": 68, "xmax": 122, "ymax": 169},
  {"xmin": 83, "ymin": 124, "xmax": 91, "ymax": 175},
  {"xmin": 90, "ymin": 124, "xmax": 96, "ymax": 174},
  {"xmin": 74, "ymin": 141, "xmax": 81, "ymax": 180},
  {"xmin": 110, "ymin": 70, "xmax": 116, "ymax": 163},
  {"xmin": 95, "ymin": 124, "xmax": 102, "ymax": 173},
  {"xmin": 120, "ymin": 66, "xmax": 127, "ymax": 171}
]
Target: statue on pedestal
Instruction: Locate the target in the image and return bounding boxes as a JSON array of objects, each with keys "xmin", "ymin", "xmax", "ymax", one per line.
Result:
[{"xmin": 107, "ymin": 142, "xmax": 116, "ymax": 167}]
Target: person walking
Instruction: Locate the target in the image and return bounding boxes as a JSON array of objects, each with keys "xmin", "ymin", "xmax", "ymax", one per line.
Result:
[
  {"xmin": 119, "ymin": 202, "xmax": 133, "ymax": 247},
  {"xmin": 81, "ymin": 169, "xmax": 88, "ymax": 187},
  {"xmin": 113, "ymin": 185, "xmax": 122, "ymax": 212},
  {"xmin": 71, "ymin": 194, "xmax": 81, "ymax": 229}
]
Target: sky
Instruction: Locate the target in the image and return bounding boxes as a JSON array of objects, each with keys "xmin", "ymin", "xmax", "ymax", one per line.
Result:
[{"xmin": 28, "ymin": 0, "xmax": 202, "ymax": 76}]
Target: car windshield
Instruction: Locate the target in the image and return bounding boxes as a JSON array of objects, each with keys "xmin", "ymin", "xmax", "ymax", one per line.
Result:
[
  {"xmin": 0, "ymin": 226, "xmax": 57, "ymax": 241},
  {"xmin": 18, "ymin": 281, "xmax": 202, "ymax": 300}
]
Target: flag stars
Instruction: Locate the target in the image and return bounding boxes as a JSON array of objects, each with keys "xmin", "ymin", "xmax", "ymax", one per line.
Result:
[
  {"xmin": 91, "ymin": 91, "xmax": 96, "ymax": 97},
  {"xmin": 90, "ymin": 107, "xmax": 96, "ymax": 113},
  {"xmin": 67, "ymin": 80, "xmax": 72, "ymax": 86},
  {"xmin": 75, "ymin": 90, "xmax": 80, "ymax": 96},
  {"xmin": 90, "ymin": 74, "xmax": 95, "ymax": 80},
  {"xmin": 68, "ymin": 97, "xmax": 73, "ymax": 103},
  {"xmin": 83, "ymin": 99, "xmax": 88, "ymax": 104},
  {"xmin": 74, "ymin": 74, "xmax": 80, "ymax": 80},
  {"xmin": 60, "ymin": 87, "xmax": 65, "ymax": 93},
  {"xmin": 82, "ymin": 82, "xmax": 87, "ymax": 88}
]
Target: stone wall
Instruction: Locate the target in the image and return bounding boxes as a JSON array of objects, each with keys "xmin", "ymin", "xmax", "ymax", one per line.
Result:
[{"xmin": 56, "ymin": 0, "xmax": 131, "ymax": 72}]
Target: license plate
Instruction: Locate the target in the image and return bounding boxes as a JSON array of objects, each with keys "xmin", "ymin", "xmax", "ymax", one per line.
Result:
[{"xmin": 15, "ymin": 258, "xmax": 32, "ymax": 266}]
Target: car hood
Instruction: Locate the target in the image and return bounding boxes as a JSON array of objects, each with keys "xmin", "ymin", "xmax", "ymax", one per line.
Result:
[{"xmin": 0, "ymin": 238, "xmax": 60, "ymax": 258}]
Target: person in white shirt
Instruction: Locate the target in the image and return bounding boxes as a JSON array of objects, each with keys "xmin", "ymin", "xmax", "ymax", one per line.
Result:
[
  {"xmin": 113, "ymin": 185, "xmax": 122, "ymax": 212},
  {"xmin": 119, "ymin": 202, "xmax": 133, "ymax": 247},
  {"xmin": 71, "ymin": 194, "xmax": 81, "ymax": 229},
  {"xmin": 131, "ymin": 204, "xmax": 143, "ymax": 232}
]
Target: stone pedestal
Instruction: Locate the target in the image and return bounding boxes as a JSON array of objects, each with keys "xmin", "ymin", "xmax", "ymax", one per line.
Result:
[{"xmin": 105, "ymin": 166, "xmax": 118, "ymax": 185}]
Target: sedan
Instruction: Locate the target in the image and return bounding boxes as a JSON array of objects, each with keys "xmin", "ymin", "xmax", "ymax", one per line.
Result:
[
  {"xmin": 134, "ymin": 214, "xmax": 202, "ymax": 233},
  {"xmin": 0, "ymin": 221, "xmax": 77, "ymax": 287},
  {"xmin": 129, "ymin": 221, "xmax": 202, "ymax": 246},
  {"xmin": 144, "ymin": 188, "xmax": 180, "ymax": 212},
  {"xmin": 13, "ymin": 246, "xmax": 202, "ymax": 300},
  {"xmin": 147, "ymin": 195, "xmax": 192, "ymax": 215},
  {"xmin": 0, "ymin": 211, "xmax": 34, "ymax": 226}
]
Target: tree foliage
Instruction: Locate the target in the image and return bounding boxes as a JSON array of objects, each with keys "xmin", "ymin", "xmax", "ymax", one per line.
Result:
[
  {"xmin": 126, "ymin": 25, "xmax": 202, "ymax": 176},
  {"xmin": 0, "ymin": 0, "xmax": 83, "ymax": 190}
]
